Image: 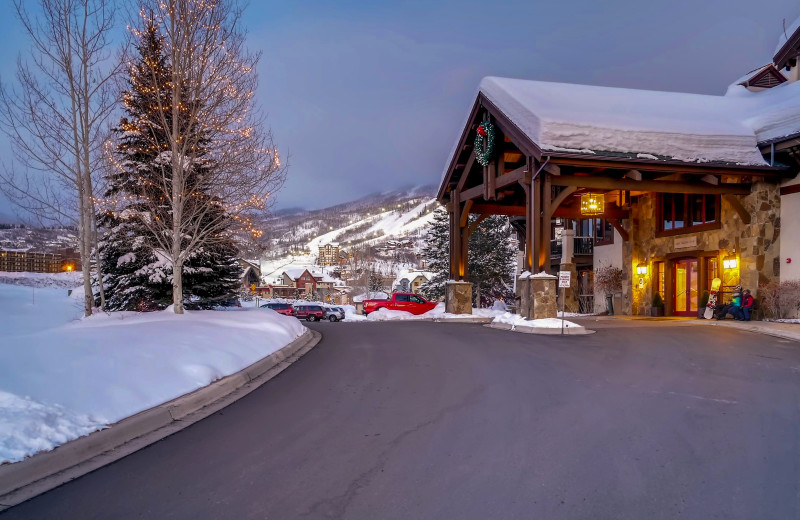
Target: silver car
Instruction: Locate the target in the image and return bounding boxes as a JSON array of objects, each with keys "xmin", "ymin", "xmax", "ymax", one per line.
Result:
[{"xmin": 324, "ymin": 306, "xmax": 345, "ymax": 322}]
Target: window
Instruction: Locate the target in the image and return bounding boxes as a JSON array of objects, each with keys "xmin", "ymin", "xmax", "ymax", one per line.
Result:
[
  {"xmin": 396, "ymin": 294, "xmax": 410, "ymax": 302},
  {"xmin": 410, "ymin": 295, "xmax": 425, "ymax": 304},
  {"xmin": 659, "ymin": 193, "xmax": 718, "ymax": 234},
  {"xmin": 594, "ymin": 219, "xmax": 615, "ymax": 246},
  {"xmin": 707, "ymin": 258, "xmax": 719, "ymax": 288},
  {"xmin": 654, "ymin": 261, "xmax": 665, "ymax": 298}
]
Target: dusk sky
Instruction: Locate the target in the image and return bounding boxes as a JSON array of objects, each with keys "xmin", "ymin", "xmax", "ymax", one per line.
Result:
[{"xmin": 0, "ymin": 0, "xmax": 798, "ymax": 221}]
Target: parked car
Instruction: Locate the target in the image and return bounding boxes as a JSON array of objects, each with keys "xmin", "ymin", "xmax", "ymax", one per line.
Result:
[
  {"xmin": 292, "ymin": 304, "xmax": 325, "ymax": 321},
  {"xmin": 362, "ymin": 292, "xmax": 436, "ymax": 315},
  {"xmin": 260, "ymin": 302, "xmax": 293, "ymax": 316},
  {"xmin": 324, "ymin": 306, "xmax": 345, "ymax": 322}
]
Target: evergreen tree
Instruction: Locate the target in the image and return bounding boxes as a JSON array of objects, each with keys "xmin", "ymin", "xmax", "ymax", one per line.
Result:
[
  {"xmin": 420, "ymin": 208, "xmax": 516, "ymax": 306},
  {"xmin": 97, "ymin": 21, "xmax": 241, "ymax": 311},
  {"xmin": 419, "ymin": 207, "xmax": 450, "ymax": 301}
]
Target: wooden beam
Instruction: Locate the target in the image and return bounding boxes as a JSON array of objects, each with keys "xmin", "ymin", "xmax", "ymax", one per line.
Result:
[
  {"xmin": 543, "ymin": 162, "xmax": 560, "ymax": 175},
  {"xmin": 722, "ymin": 194, "xmax": 752, "ymax": 225},
  {"xmin": 471, "ymin": 203, "xmax": 526, "ymax": 216},
  {"xmin": 549, "ymin": 186, "xmax": 576, "ymax": 218},
  {"xmin": 550, "ymin": 175, "xmax": 752, "ymax": 195},
  {"xmin": 609, "ymin": 218, "xmax": 629, "ymax": 242},
  {"xmin": 460, "ymin": 184, "xmax": 485, "ymax": 201},
  {"xmin": 552, "ymin": 205, "xmax": 631, "ymax": 219},
  {"xmin": 460, "ymin": 200, "xmax": 473, "ymax": 228},
  {"xmin": 625, "ymin": 169, "xmax": 642, "ymax": 181},
  {"xmin": 547, "ymin": 155, "xmax": 781, "ymax": 177},
  {"xmin": 495, "ymin": 166, "xmax": 526, "ymax": 189},
  {"xmin": 457, "ymin": 150, "xmax": 476, "ymax": 192},
  {"xmin": 701, "ymin": 174, "xmax": 719, "ymax": 185}
]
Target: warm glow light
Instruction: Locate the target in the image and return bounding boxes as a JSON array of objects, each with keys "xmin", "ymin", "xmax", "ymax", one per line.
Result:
[
  {"xmin": 580, "ymin": 193, "xmax": 604, "ymax": 216},
  {"xmin": 636, "ymin": 263, "xmax": 648, "ymax": 275},
  {"xmin": 723, "ymin": 256, "xmax": 738, "ymax": 269}
]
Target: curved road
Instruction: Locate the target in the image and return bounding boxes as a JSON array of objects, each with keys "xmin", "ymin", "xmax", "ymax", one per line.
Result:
[{"xmin": 3, "ymin": 320, "xmax": 800, "ymax": 519}]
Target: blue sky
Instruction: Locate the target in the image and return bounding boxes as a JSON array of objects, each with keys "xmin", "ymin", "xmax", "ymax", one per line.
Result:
[{"xmin": 0, "ymin": 0, "xmax": 798, "ymax": 221}]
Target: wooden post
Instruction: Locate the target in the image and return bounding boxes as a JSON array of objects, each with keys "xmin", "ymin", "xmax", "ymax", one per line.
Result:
[
  {"xmin": 523, "ymin": 182, "xmax": 533, "ymax": 272},
  {"xmin": 531, "ymin": 173, "xmax": 542, "ymax": 274},
  {"xmin": 542, "ymin": 172, "xmax": 551, "ymax": 273}
]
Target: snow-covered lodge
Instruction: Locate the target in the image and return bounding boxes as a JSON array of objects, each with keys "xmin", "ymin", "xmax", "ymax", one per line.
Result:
[{"xmin": 438, "ymin": 17, "xmax": 800, "ymax": 317}]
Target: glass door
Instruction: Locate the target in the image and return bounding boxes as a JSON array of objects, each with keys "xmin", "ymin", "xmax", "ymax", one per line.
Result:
[{"xmin": 673, "ymin": 258, "xmax": 698, "ymax": 317}]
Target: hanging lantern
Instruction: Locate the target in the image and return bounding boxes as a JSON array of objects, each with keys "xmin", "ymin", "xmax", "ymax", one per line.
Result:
[
  {"xmin": 636, "ymin": 263, "xmax": 648, "ymax": 275},
  {"xmin": 580, "ymin": 193, "xmax": 605, "ymax": 216},
  {"xmin": 723, "ymin": 255, "xmax": 738, "ymax": 269}
]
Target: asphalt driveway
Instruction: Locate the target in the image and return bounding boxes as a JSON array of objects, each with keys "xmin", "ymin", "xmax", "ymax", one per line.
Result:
[{"xmin": 3, "ymin": 320, "xmax": 800, "ymax": 519}]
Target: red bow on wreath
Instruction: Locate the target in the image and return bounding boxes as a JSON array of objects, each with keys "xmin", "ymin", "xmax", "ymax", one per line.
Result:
[{"xmin": 476, "ymin": 124, "xmax": 487, "ymax": 137}]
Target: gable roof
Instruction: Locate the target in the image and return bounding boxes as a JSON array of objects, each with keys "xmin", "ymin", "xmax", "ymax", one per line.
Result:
[
  {"xmin": 736, "ymin": 64, "xmax": 787, "ymax": 89},
  {"xmin": 774, "ymin": 14, "xmax": 800, "ymax": 69}
]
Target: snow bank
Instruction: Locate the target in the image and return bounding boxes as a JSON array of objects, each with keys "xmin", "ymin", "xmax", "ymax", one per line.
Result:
[
  {"xmin": 492, "ymin": 312, "xmax": 581, "ymax": 329},
  {"xmin": 0, "ymin": 270, "xmax": 83, "ymax": 289},
  {"xmin": 0, "ymin": 284, "xmax": 305, "ymax": 463}
]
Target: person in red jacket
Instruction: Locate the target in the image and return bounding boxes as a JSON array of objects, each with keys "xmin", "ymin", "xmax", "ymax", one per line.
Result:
[{"xmin": 742, "ymin": 289, "xmax": 754, "ymax": 321}]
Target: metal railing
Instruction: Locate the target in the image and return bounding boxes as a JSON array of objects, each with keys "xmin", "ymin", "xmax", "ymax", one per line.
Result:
[{"xmin": 550, "ymin": 236, "xmax": 594, "ymax": 258}]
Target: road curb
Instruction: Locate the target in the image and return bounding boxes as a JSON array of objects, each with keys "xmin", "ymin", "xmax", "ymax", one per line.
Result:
[
  {"xmin": 0, "ymin": 328, "xmax": 321, "ymax": 511},
  {"xmin": 487, "ymin": 322, "xmax": 594, "ymax": 335}
]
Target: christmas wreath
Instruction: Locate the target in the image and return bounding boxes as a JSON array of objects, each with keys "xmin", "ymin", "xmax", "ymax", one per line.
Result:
[{"xmin": 474, "ymin": 120, "xmax": 495, "ymax": 166}]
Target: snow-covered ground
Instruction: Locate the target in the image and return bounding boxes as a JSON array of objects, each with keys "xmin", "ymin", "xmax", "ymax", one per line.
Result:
[
  {"xmin": 0, "ymin": 282, "xmax": 305, "ymax": 464},
  {"xmin": 492, "ymin": 312, "xmax": 581, "ymax": 329}
]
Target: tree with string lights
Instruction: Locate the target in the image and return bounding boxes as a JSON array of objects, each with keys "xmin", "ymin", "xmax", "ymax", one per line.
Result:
[
  {"xmin": 98, "ymin": 18, "xmax": 244, "ymax": 310},
  {"xmin": 100, "ymin": 0, "xmax": 286, "ymax": 313}
]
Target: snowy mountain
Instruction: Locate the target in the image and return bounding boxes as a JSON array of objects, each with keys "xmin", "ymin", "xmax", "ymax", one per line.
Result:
[
  {"xmin": 0, "ymin": 225, "xmax": 78, "ymax": 252},
  {"xmin": 259, "ymin": 185, "xmax": 439, "ymax": 259}
]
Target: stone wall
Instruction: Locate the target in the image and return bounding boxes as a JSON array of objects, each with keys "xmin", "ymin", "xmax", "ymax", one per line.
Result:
[{"xmin": 628, "ymin": 182, "xmax": 780, "ymax": 316}]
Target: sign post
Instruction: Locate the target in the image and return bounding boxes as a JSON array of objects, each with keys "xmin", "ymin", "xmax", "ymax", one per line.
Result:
[{"xmin": 558, "ymin": 271, "xmax": 571, "ymax": 336}]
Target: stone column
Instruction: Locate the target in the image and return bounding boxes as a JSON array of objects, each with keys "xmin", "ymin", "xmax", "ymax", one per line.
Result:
[
  {"xmin": 517, "ymin": 274, "xmax": 531, "ymax": 318},
  {"xmin": 559, "ymin": 262, "xmax": 579, "ymax": 313},
  {"xmin": 530, "ymin": 273, "xmax": 558, "ymax": 319},
  {"xmin": 445, "ymin": 281, "xmax": 473, "ymax": 315},
  {"xmin": 561, "ymin": 229, "xmax": 575, "ymax": 264}
]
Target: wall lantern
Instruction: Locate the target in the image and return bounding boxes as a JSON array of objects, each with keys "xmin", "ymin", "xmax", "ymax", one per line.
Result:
[
  {"xmin": 636, "ymin": 263, "xmax": 648, "ymax": 275},
  {"xmin": 723, "ymin": 255, "xmax": 738, "ymax": 269},
  {"xmin": 580, "ymin": 193, "xmax": 604, "ymax": 216}
]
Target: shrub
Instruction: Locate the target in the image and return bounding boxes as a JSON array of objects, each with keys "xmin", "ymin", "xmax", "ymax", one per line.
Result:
[
  {"xmin": 595, "ymin": 265, "xmax": 623, "ymax": 295},
  {"xmin": 652, "ymin": 292, "xmax": 664, "ymax": 308},
  {"xmin": 760, "ymin": 280, "xmax": 800, "ymax": 319}
]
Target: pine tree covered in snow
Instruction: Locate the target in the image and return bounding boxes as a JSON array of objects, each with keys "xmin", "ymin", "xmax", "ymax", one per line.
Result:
[
  {"xmin": 420, "ymin": 207, "xmax": 515, "ymax": 306},
  {"xmin": 97, "ymin": 21, "xmax": 241, "ymax": 311},
  {"xmin": 419, "ymin": 207, "xmax": 450, "ymax": 301}
]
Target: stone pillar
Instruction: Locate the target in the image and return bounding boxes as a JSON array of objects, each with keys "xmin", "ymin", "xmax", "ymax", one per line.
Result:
[
  {"xmin": 530, "ymin": 273, "xmax": 558, "ymax": 319},
  {"xmin": 445, "ymin": 281, "xmax": 473, "ymax": 315},
  {"xmin": 561, "ymin": 229, "xmax": 575, "ymax": 264},
  {"xmin": 517, "ymin": 274, "xmax": 531, "ymax": 318},
  {"xmin": 559, "ymin": 262, "xmax": 579, "ymax": 313}
]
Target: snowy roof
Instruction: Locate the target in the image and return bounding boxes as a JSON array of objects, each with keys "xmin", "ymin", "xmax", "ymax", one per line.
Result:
[
  {"xmin": 478, "ymin": 76, "xmax": 768, "ymax": 166},
  {"xmin": 392, "ymin": 269, "xmax": 433, "ymax": 288},
  {"xmin": 319, "ymin": 242, "xmax": 339, "ymax": 247},
  {"xmin": 775, "ymin": 14, "xmax": 800, "ymax": 56},
  {"xmin": 283, "ymin": 268, "xmax": 312, "ymax": 281}
]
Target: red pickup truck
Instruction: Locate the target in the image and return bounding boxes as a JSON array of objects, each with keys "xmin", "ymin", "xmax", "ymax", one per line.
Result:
[{"xmin": 362, "ymin": 293, "xmax": 437, "ymax": 315}]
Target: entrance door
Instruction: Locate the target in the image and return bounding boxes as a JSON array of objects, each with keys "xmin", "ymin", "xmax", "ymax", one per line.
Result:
[{"xmin": 673, "ymin": 258, "xmax": 699, "ymax": 317}]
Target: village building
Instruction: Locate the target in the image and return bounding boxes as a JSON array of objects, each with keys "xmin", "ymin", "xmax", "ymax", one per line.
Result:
[
  {"xmin": 438, "ymin": 19, "xmax": 800, "ymax": 318},
  {"xmin": 0, "ymin": 248, "xmax": 81, "ymax": 273},
  {"xmin": 392, "ymin": 270, "xmax": 433, "ymax": 294},
  {"xmin": 237, "ymin": 259, "xmax": 261, "ymax": 293},
  {"xmin": 317, "ymin": 242, "xmax": 339, "ymax": 266}
]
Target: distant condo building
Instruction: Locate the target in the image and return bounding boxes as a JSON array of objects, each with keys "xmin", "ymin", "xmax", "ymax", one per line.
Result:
[
  {"xmin": 318, "ymin": 242, "xmax": 339, "ymax": 266},
  {"xmin": 0, "ymin": 248, "xmax": 81, "ymax": 273}
]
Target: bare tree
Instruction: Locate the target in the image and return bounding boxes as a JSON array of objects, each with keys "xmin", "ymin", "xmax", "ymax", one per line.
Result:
[
  {"xmin": 0, "ymin": 0, "xmax": 120, "ymax": 316},
  {"xmin": 117, "ymin": 0, "xmax": 285, "ymax": 314}
]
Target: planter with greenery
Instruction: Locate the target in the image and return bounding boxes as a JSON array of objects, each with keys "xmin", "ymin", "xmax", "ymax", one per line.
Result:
[
  {"xmin": 651, "ymin": 292, "xmax": 665, "ymax": 317},
  {"xmin": 595, "ymin": 265, "xmax": 623, "ymax": 315}
]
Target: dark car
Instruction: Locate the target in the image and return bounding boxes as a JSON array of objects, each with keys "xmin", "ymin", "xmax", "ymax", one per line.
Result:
[
  {"xmin": 260, "ymin": 302, "xmax": 293, "ymax": 316},
  {"xmin": 292, "ymin": 304, "xmax": 325, "ymax": 321},
  {"xmin": 324, "ymin": 306, "xmax": 345, "ymax": 322}
]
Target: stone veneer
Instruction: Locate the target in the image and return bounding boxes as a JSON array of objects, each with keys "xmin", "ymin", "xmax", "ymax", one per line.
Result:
[
  {"xmin": 624, "ymin": 181, "xmax": 780, "ymax": 316},
  {"xmin": 445, "ymin": 281, "xmax": 473, "ymax": 315},
  {"xmin": 517, "ymin": 274, "xmax": 558, "ymax": 319}
]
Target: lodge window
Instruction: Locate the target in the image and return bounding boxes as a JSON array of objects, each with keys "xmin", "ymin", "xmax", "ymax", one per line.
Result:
[
  {"xmin": 576, "ymin": 218, "xmax": 614, "ymax": 246},
  {"xmin": 658, "ymin": 193, "xmax": 719, "ymax": 235},
  {"xmin": 654, "ymin": 261, "xmax": 665, "ymax": 298}
]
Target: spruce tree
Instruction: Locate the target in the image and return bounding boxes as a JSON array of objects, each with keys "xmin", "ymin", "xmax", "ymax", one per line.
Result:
[
  {"xmin": 98, "ymin": 21, "xmax": 241, "ymax": 311},
  {"xmin": 420, "ymin": 208, "xmax": 516, "ymax": 306}
]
